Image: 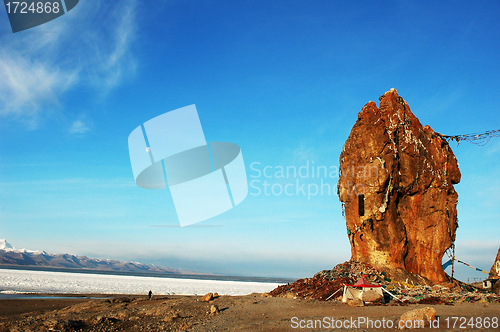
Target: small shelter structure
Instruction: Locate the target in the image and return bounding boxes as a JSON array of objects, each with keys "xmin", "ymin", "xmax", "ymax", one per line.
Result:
[
  {"xmin": 342, "ymin": 276, "xmax": 385, "ymax": 303},
  {"xmin": 483, "ymin": 278, "xmax": 499, "ymax": 290}
]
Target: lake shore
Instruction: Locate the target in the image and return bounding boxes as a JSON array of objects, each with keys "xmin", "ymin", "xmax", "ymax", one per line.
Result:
[{"xmin": 1, "ymin": 293, "xmax": 499, "ymax": 331}]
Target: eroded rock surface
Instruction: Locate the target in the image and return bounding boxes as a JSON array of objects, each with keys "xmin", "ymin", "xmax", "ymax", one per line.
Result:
[
  {"xmin": 337, "ymin": 88, "xmax": 460, "ymax": 283},
  {"xmin": 490, "ymin": 246, "xmax": 500, "ymax": 277}
]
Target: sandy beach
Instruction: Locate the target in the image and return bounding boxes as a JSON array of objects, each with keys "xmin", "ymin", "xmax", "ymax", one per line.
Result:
[{"xmin": 0, "ymin": 293, "xmax": 499, "ymax": 331}]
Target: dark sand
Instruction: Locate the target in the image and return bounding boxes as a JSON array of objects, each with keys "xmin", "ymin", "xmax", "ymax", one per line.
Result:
[{"xmin": 0, "ymin": 294, "xmax": 499, "ymax": 331}]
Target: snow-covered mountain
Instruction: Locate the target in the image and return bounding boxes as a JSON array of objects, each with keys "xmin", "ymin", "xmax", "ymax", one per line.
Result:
[
  {"xmin": 0, "ymin": 239, "xmax": 181, "ymax": 274},
  {"xmin": 0, "ymin": 239, "xmax": 14, "ymax": 250}
]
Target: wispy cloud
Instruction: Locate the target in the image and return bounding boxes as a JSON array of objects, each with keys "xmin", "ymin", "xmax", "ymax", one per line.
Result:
[
  {"xmin": 454, "ymin": 240, "xmax": 499, "ymax": 271},
  {"xmin": 98, "ymin": 1, "xmax": 138, "ymax": 90},
  {"xmin": 0, "ymin": 52, "xmax": 77, "ymax": 128},
  {"xmin": 293, "ymin": 143, "xmax": 316, "ymax": 162},
  {"xmin": 68, "ymin": 120, "xmax": 90, "ymax": 134},
  {"xmin": 76, "ymin": 0, "xmax": 138, "ymax": 91},
  {"xmin": 0, "ymin": 0, "xmax": 138, "ymax": 128},
  {"xmin": 486, "ymin": 140, "xmax": 500, "ymax": 155}
]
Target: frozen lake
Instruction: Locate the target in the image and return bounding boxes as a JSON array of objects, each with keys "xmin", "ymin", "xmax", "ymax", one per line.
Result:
[{"xmin": 0, "ymin": 268, "xmax": 282, "ymax": 296}]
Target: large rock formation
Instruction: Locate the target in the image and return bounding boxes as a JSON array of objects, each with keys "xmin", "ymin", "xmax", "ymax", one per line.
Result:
[
  {"xmin": 490, "ymin": 246, "xmax": 500, "ymax": 278},
  {"xmin": 337, "ymin": 88, "xmax": 460, "ymax": 283}
]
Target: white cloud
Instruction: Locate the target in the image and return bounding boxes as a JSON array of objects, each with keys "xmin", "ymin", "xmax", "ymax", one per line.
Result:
[
  {"xmin": 293, "ymin": 143, "xmax": 315, "ymax": 161},
  {"xmin": 457, "ymin": 239, "xmax": 499, "ymax": 252},
  {"xmin": 0, "ymin": 0, "xmax": 138, "ymax": 128},
  {"xmin": 99, "ymin": 1, "xmax": 138, "ymax": 89},
  {"xmin": 486, "ymin": 140, "xmax": 500, "ymax": 155},
  {"xmin": 69, "ymin": 120, "xmax": 90, "ymax": 134},
  {"xmin": 75, "ymin": 0, "xmax": 138, "ymax": 91},
  {"xmin": 0, "ymin": 52, "xmax": 78, "ymax": 128}
]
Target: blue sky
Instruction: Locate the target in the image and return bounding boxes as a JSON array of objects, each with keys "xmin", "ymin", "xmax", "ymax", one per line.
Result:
[{"xmin": 0, "ymin": 0, "xmax": 499, "ymax": 281}]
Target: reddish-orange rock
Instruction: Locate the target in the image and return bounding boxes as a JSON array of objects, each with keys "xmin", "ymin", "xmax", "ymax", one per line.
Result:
[
  {"xmin": 202, "ymin": 293, "xmax": 214, "ymax": 302},
  {"xmin": 337, "ymin": 88, "xmax": 460, "ymax": 284},
  {"xmin": 490, "ymin": 246, "xmax": 500, "ymax": 278}
]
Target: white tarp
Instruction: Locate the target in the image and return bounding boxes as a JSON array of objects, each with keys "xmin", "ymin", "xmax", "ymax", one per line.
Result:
[{"xmin": 342, "ymin": 285, "xmax": 384, "ymax": 303}]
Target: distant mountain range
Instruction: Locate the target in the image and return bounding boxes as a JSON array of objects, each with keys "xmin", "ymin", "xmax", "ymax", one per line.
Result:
[{"xmin": 0, "ymin": 239, "xmax": 183, "ymax": 275}]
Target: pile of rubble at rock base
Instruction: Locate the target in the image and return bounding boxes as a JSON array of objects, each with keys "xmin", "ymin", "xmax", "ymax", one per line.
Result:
[
  {"xmin": 269, "ymin": 261, "xmax": 500, "ymax": 305},
  {"xmin": 269, "ymin": 275, "xmax": 351, "ymax": 301}
]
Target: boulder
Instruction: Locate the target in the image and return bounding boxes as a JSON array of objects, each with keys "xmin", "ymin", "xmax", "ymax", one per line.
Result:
[
  {"xmin": 399, "ymin": 307, "xmax": 437, "ymax": 329},
  {"xmin": 361, "ymin": 290, "xmax": 383, "ymax": 303},
  {"xmin": 202, "ymin": 292, "xmax": 214, "ymax": 302},
  {"xmin": 162, "ymin": 311, "xmax": 180, "ymax": 322},
  {"xmin": 490, "ymin": 246, "xmax": 500, "ymax": 277},
  {"xmin": 210, "ymin": 305, "xmax": 219, "ymax": 315},
  {"xmin": 338, "ymin": 88, "xmax": 460, "ymax": 283},
  {"xmin": 347, "ymin": 298, "xmax": 364, "ymax": 307}
]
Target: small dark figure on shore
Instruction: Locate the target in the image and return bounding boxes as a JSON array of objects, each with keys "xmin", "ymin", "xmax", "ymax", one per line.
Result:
[{"xmin": 148, "ymin": 290, "xmax": 152, "ymax": 300}]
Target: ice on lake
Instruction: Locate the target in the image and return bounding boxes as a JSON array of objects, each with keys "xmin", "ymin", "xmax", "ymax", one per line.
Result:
[{"xmin": 0, "ymin": 269, "xmax": 281, "ymax": 296}]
